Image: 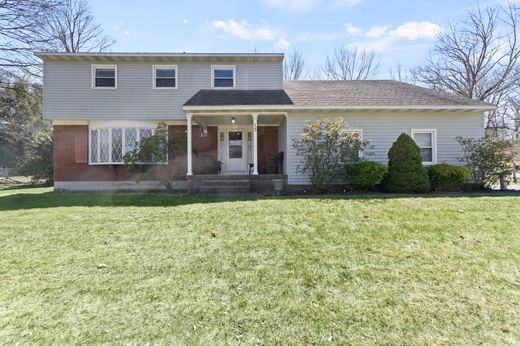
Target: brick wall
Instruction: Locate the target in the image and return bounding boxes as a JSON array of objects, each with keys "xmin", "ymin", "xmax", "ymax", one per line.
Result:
[
  {"xmin": 258, "ymin": 126, "xmax": 279, "ymax": 173},
  {"xmin": 54, "ymin": 125, "xmax": 130, "ymax": 181},
  {"xmin": 53, "ymin": 125, "xmax": 219, "ymax": 181}
]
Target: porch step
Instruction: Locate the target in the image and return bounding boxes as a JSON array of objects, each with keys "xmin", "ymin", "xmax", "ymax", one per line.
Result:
[
  {"xmin": 198, "ymin": 186, "xmax": 251, "ymax": 194},
  {"xmin": 200, "ymin": 179, "xmax": 250, "ymax": 187}
]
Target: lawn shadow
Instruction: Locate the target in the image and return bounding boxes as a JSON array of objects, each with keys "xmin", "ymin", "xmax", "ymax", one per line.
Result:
[{"xmin": 1, "ymin": 188, "xmax": 520, "ymax": 211}]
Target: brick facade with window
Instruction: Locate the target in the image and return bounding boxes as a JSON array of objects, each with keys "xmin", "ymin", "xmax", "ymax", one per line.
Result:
[{"xmin": 53, "ymin": 125, "xmax": 222, "ymax": 181}]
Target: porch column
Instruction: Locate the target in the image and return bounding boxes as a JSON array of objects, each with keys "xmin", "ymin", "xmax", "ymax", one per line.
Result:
[
  {"xmin": 252, "ymin": 113, "xmax": 259, "ymax": 175},
  {"xmin": 186, "ymin": 113, "xmax": 193, "ymax": 176}
]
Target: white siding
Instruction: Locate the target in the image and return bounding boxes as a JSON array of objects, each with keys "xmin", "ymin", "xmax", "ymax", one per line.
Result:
[
  {"xmin": 278, "ymin": 116, "xmax": 288, "ymax": 174},
  {"xmin": 286, "ymin": 110, "xmax": 485, "ymax": 185},
  {"xmin": 43, "ymin": 60, "xmax": 283, "ymax": 120}
]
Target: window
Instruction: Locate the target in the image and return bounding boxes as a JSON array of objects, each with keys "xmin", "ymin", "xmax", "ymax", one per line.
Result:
[
  {"xmin": 92, "ymin": 65, "xmax": 117, "ymax": 88},
  {"xmin": 211, "ymin": 65, "xmax": 235, "ymax": 88},
  {"xmin": 89, "ymin": 127, "xmax": 158, "ymax": 164},
  {"xmin": 342, "ymin": 129, "xmax": 363, "ymax": 160},
  {"xmin": 411, "ymin": 129, "xmax": 437, "ymax": 164},
  {"xmin": 153, "ymin": 65, "xmax": 177, "ymax": 89},
  {"xmin": 228, "ymin": 131, "xmax": 243, "ymax": 159}
]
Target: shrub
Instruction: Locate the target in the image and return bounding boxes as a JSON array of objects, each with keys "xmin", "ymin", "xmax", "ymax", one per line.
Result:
[
  {"xmin": 456, "ymin": 137, "xmax": 513, "ymax": 188},
  {"xmin": 124, "ymin": 123, "xmax": 186, "ymax": 192},
  {"xmin": 18, "ymin": 131, "xmax": 53, "ymax": 183},
  {"xmin": 384, "ymin": 133, "xmax": 430, "ymax": 193},
  {"xmin": 343, "ymin": 161, "xmax": 387, "ymax": 190},
  {"xmin": 292, "ymin": 117, "xmax": 368, "ymax": 192},
  {"xmin": 427, "ymin": 163, "xmax": 469, "ymax": 191}
]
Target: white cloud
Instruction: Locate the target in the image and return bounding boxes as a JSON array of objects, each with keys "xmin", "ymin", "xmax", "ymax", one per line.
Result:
[
  {"xmin": 123, "ymin": 30, "xmax": 131, "ymax": 36},
  {"xmin": 183, "ymin": 18, "xmax": 189, "ymax": 24},
  {"xmin": 275, "ymin": 38, "xmax": 291, "ymax": 49},
  {"xmin": 365, "ymin": 25, "xmax": 389, "ymax": 39},
  {"xmin": 212, "ymin": 20, "xmax": 275, "ymax": 41},
  {"xmin": 262, "ymin": 0, "xmax": 363, "ymax": 15},
  {"xmin": 388, "ymin": 21, "xmax": 441, "ymax": 40},
  {"xmin": 348, "ymin": 21, "xmax": 441, "ymax": 52},
  {"xmin": 344, "ymin": 23, "xmax": 362, "ymax": 35},
  {"xmin": 296, "ymin": 23, "xmax": 360, "ymax": 43}
]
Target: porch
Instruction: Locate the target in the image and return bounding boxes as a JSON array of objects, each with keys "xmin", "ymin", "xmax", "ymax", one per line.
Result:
[
  {"xmin": 185, "ymin": 112, "xmax": 287, "ymax": 177},
  {"xmin": 182, "ymin": 88, "xmax": 292, "ymax": 179}
]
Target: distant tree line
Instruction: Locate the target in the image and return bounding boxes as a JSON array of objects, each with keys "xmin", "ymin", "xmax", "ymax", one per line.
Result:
[
  {"xmin": 283, "ymin": 1, "xmax": 520, "ymax": 137},
  {"xmin": 0, "ymin": 0, "xmax": 114, "ymax": 182}
]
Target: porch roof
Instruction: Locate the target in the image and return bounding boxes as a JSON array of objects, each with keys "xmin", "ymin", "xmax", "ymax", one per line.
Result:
[{"xmin": 184, "ymin": 89, "xmax": 293, "ymax": 107}]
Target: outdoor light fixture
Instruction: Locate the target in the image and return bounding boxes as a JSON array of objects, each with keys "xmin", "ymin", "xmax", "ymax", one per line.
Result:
[{"xmin": 231, "ymin": 117, "xmax": 236, "ymax": 124}]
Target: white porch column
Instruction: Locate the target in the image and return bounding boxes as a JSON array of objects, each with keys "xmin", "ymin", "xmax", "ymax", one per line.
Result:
[
  {"xmin": 252, "ymin": 113, "xmax": 259, "ymax": 175},
  {"xmin": 186, "ymin": 113, "xmax": 193, "ymax": 176}
]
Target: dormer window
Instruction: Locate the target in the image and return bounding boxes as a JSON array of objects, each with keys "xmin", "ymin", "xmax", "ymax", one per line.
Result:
[
  {"xmin": 92, "ymin": 65, "xmax": 117, "ymax": 89},
  {"xmin": 211, "ymin": 65, "xmax": 235, "ymax": 89},
  {"xmin": 153, "ymin": 65, "xmax": 177, "ymax": 89}
]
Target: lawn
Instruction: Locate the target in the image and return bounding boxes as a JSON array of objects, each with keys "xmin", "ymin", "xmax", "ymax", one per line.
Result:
[{"xmin": 0, "ymin": 188, "xmax": 519, "ymax": 344}]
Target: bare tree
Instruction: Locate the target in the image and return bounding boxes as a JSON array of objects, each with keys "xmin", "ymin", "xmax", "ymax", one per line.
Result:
[
  {"xmin": 0, "ymin": 0, "xmax": 57, "ymax": 77},
  {"xmin": 412, "ymin": 1, "xmax": 520, "ymax": 135},
  {"xmin": 283, "ymin": 47, "xmax": 305, "ymax": 80},
  {"xmin": 322, "ymin": 46, "xmax": 380, "ymax": 80},
  {"xmin": 389, "ymin": 63, "xmax": 412, "ymax": 83},
  {"xmin": 44, "ymin": 0, "xmax": 114, "ymax": 52}
]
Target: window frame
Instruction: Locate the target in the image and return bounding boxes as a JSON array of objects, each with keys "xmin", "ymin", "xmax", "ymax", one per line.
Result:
[
  {"xmin": 411, "ymin": 128, "xmax": 437, "ymax": 165},
  {"xmin": 342, "ymin": 128, "xmax": 364, "ymax": 159},
  {"xmin": 152, "ymin": 65, "xmax": 178, "ymax": 89},
  {"xmin": 91, "ymin": 64, "xmax": 117, "ymax": 89},
  {"xmin": 88, "ymin": 126, "xmax": 157, "ymax": 165},
  {"xmin": 211, "ymin": 65, "xmax": 236, "ymax": 89}
]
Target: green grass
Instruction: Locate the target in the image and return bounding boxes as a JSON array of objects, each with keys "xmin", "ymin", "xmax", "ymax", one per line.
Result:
[{"xmin": 1, "ymin": 188, "xmax": 519, "ymax": 345}]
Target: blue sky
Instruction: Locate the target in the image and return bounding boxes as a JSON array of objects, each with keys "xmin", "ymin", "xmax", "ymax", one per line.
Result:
[{"xmin": 90, "ymin": 0, "xmax": 486, "ymax": 78}]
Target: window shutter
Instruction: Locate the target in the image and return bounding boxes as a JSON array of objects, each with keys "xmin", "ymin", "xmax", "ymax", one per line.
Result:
[{"xmin": 75, "ymin": 130, "xmax": 88, "ymax": 164}]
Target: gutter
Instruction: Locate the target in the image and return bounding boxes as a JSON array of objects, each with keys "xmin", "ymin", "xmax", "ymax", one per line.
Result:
[{"xmin": 182, "ymin": 104, "xmax": 496, "ymax": 112}]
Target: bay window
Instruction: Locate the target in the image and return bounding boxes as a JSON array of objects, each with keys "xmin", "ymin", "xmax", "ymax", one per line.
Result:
[
  {"xmin": 411, "ymin": 129, "xmax": 437, "ymax": 164},
  {"xmin": 89, "ymin": 127, "xmax": 157, "ymax": 164}
]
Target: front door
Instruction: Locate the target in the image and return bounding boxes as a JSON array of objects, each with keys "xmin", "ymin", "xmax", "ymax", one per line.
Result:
[{"xmin": 226, "ymin": 130, "xmax": 247, "ymax": 173}]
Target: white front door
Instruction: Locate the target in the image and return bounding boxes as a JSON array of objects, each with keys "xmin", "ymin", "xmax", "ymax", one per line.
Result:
[{"xmin": 226, "ymin": 130, "xmax": 247, "ymax": 173}]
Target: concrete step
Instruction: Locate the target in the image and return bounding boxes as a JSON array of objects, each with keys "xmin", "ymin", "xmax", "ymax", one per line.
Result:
[
  {"xmin": 199, "ymin": 186, "xmax": 251, "ymax": 194},
  {"xmin": 200, "ymin": 179, "xmax": 250, "ymax": 187}
]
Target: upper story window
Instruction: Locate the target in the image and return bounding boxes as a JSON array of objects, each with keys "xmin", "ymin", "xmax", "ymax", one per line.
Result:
[
  {"xmin": 411, "ymin": 129, "xmax": 437, "ymax": 164},
  {"xmin": 92, "ymin": 65, "xmax": 117, "ymax": 89},
  {"xmin": 153, "ymin": 65, "xmax": 177, "ymax": 89},
  {"xmin": 211, "ymin": 65, "xmax": 235, "ymax": 89}
]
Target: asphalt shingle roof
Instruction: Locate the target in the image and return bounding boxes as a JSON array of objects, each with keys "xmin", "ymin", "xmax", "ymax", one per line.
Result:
[
  {"xmin": 183, "ymin": 80, "xmax": 494, "ymax": 109},
  {"xmin": 184, "ymin": 89, "xmax": 293, "ymax": 106},
  {"xmin": 283, "ymin": 80, "xmax": 493, "ymax": 108}
]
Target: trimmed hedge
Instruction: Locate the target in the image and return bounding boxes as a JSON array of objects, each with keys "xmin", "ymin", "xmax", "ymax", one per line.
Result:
[
  {"xmin": 427, "ymin": 163, "xmax": 469, "ymax": 192},
  {"xmin": 384, "ymin": 133, "xmax": 430, "ymax": 193},
  {"xmin": 343, "ymin": 161, "xmax": 387, "ymax": 190}
]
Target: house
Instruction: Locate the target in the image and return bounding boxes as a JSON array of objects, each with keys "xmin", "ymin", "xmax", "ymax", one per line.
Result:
[{"xmin": 35, "ymin": 52, "xmax": 494, "ymax": 193}]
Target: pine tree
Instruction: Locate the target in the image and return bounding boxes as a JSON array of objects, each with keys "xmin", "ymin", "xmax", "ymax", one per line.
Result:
[{"xmin": 384, "ymin": 133, "xmax": 430, "ymax": 193}]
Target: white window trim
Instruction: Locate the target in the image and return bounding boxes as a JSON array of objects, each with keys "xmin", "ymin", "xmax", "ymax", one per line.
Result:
[
  {"xmin": 91, "ymin": 64, "xmax": 117, "ymax": 89},
  {"xmin": 342, "ymin": 128, "xmax": 364, "ymax": 158},
  {"xmin": 411, "ymin": 128, "xmax": 437, "ymax": 165},
  {"xmin": 211, "ymin": 65, "xmax": 236, "ymax": 89},
  {"xmin": 88, "ymin": 126, "xmax": 156, "ymax": 165},
  {"xmin": 152, "ymin": 65, "xmax": 178, "ymax": 89}
]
